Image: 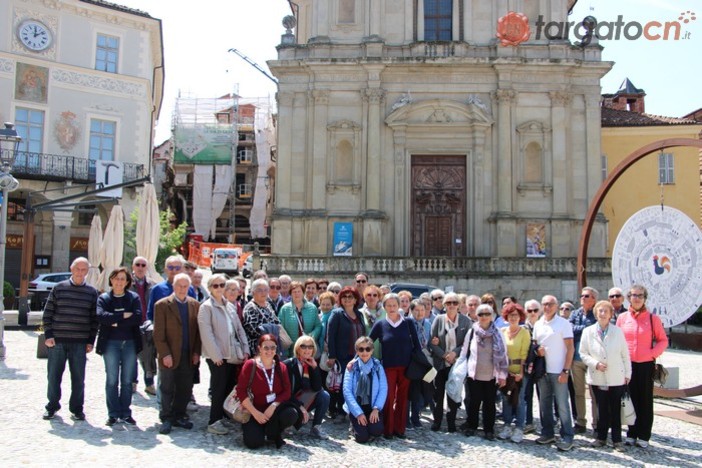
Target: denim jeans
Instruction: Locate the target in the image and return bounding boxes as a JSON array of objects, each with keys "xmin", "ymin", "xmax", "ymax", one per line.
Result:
[
  {"xmin": 522, "ymin": 374, "xmax": 536, "ymax": 425},
  {"xmin": 46, "ymin": 342, "xmax": 87, "ymax": 414},
  {"xmin": 102, "ymin": 339, "xmax": 137, "ymax": 418},
  {"xmin": 538, "ymin": 373, "xmax": 574, "ymax": 442},
  {"xmin": 503, "ymin": 379, "xmax": 526, "ymax": 429},
  {"xmin": 311, "ymin": 389, "xmax": 331, "ymax": 426}
]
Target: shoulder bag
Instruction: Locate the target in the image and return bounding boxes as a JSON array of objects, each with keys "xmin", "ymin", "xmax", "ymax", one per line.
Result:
[
  {"xmin": 650, "ymin": 315, "xmax": 668, "ymax": 386},
  {"xmin": 223, "ymin": 359, "xmax": 256, "ymax": 423}
]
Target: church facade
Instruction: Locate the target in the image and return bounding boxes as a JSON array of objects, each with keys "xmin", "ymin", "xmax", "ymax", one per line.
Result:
[{"xmin": 268, "ymin": 0, "xmax": 611, "ymax": 261}]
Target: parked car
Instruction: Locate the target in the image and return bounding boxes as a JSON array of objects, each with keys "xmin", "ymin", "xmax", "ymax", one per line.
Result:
[
  {"xmin": 29, "ymin": 272, "xmax": 72, "ymax": 291},
  {"xmin": 242, "ymin": 256, "xmax": 254, "ymax": 278},
  {"xmin": 388, "ymin": 282, "xmax": 440, "ymax": 298}
]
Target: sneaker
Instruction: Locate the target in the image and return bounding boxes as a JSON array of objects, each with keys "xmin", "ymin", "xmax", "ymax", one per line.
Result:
[
  {"xmin": 557, "ymin": 440, "xmax": 574, "ymax": 451},
  {"xmin": 590, "ymin": 439, "xmax": 606, "ymax": 448},
  {"xmin": 159, "ymin": 420, "xmax": 172, "ymax": 435},
  {"xmin": 485, "ymin": 432, "xmax": 496, "ymax": 441},
  {"xmin": 42, "ymin": 410, "xmax": 56, "ymax": 420},
  {"xmin": 635, "ymin": 439, "xmax": 649, "ymax": 448},
  {"xmin": 574, "ymin": 424, "xmax": 587, "ymax": 434},
  {"xmin": 536, "ymin": 435, "xmax": 556, "ymax": 444},
  {"xmin": 510, "ymin": 428, "xmax": 524, "ymax": 444},
  {"xmin": 207, "ymin": 420, "xmax": 229, "ymax": 435},
  {"xmin": 70, "ymin": 411, "xmax": 86, "ymax": 421},
  {"xmin": 173, "ymin": 418, "xmax": 193, "ymax": 430},
  {"xmin": 106, "ymin": 417, "xmax": 117, "ymax": 426},
  {"xmin": 221, "ymin": 418, "xmax": 236, "ymax": 429},
  {"xmin": 144, "ymin": 385, "xmax": 157, "ymax": 396},
  {"xmin": 613, "ymin": 442, "xmax": 626, "ymax": 452},
  {"xmin": 624, "ymin": 437, "xmax": 636, "ymax": 446},
  {"xmin": 523, "ymin": 424, "xmax": 536, "ymax": 434},
  {"xmin": 122, "ymin": 416, "xmax": 137, "ymax": 425},
  {"xmin": 310, "ymin": 425, "xmax": 329, "ymax": 440},
  {"xmin": 498, "ymin": 425, "xmax": 512, "ymax": 440}
]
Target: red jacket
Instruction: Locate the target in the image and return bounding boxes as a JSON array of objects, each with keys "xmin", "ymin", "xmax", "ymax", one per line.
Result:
[
  {"xmin": 616, "ymin": 309, "xmax": 668, "ymax": 363},
  {"xmin": 236, "ymin": 359, "xmax": 291, "ymax": 412}
]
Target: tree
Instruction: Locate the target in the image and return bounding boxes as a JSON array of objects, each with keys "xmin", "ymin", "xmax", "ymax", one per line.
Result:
[{"xmin": 123, "ymin": 206, "xmax": 188, "ymax": 274}]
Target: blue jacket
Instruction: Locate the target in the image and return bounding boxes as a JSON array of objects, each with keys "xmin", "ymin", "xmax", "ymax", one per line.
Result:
[
  {"xmin": 342, "ymin": 357, "xmax": 387, "ymax": 417},
  {"xmin": 570, "ymin": 306, "xmax": 596, "ymax": 361},
  {"xmin": 327, "ymin": 308, "xmax": 367, "ymax": 364}
]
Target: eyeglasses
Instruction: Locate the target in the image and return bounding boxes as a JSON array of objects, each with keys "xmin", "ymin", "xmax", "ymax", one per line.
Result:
[
  {"xmin": 609, "ymin": 294, "xmax": 622, "ymax": 298},
  {"xmin": 329, "ymin": 289, "xmax": 341, "ymax": 294},
  {"xmin": 261, "ymin": 345, "xmax": 277, "ymax": 351},
  {"xmin": 629, "ymin": 293, "xmax": 644, "ymax": 299},
  {"xmin": 134, "ymin": 263, "xmax": 146, "ymax": 267},
  {"xmin": 299, "ymin": 344, "xmax": 314, "ymax": 350},
  {"xmin": 341, "ymin": 295, "xmax": 355, "ymax": 300},
  {"xmin": 366, "ymin": 293, "xmax": 379, "ymax": 298},
  {"xmin": 211, "ymin": 283, "xmax": 226, "ymax": 289},
  {"xmin": 580, "ymin": 294, "xmax": 591, "ymax": 298},
  {"xmin": 508, "ymin": 313, "xmax": 520, "ymax": 318},
  {"xmin": 167, "ymin": 265, "xmax": 182, "ymax": 271},
  {"xmin": 356, "ymin": 346, "xmax": 372, "ymax": 353},
  {"xmin": 444, "ymin": 301, "xmax": 459, "ymax": 306},
  {"xmin": 356, "ymin": 279, "xmax": 368, "ymax": 284},
  {"xmin": 433, "ymin": 296, "xmax": 444, "ymax": 301},
  {"xmin": 527, "ymin": 308, "xmax": 540, "ymax": 313},
  {"xmin": 270, "ymin": 285, "xmax": 281, "ymax": 290},
  {"xmin": 559, "ymin": 306, "xmax": 571, "ymax": 311},
  {"xmin": 477, "ymin": 312, "xmax": 492, "ymax": 317}
]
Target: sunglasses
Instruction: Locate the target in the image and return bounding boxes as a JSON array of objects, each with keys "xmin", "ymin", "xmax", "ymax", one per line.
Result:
[
  {"xmin": 261, "ymin": 345, "xmax": 277, "ymax": 351},
  {"xmin": 341, "ymin": 295, "xmax": 355, "ymax": 300},
  {"xmin": 527, "ymin": 308, "xmax": 540, "ymax": 313},
  {"xmin": 299, "ymin": 344, "xmax": 315, "ymax": 350},
  {"xmin": 329, "ymin": 289, "xmax": 341, "ymax": 294},
  {"xmin": 356, "ymin": 346, "xmax": 372, "ymax": 353},
  {"xmin": 444, "ymin": 301, "xmax": 459, "ymax": 305},
  {"xmin": 559, "ymin": 306, "xmax": 571, "ymax": 310},
  {"xmin": 134, "ymin": 263, "xmax": 146, "ymax": 267},
  {"xmin": 167, "ymin": 265, "xmax": 182, "ymax": 271},
  {"xmin": 211, "ymin": 283, "xmax": 226, "ymax": 289},
  {"xmin": 580, "ymin": 294, "xmax": 591, "ymax": 298},
  {"xmin": 356, "ymin": 279, "xmax": 368, "ymax": 284},
  {"xmin": 433, "ymin": 296, "xmax": 444, "ymax": 301},
  {"xmin": 270, "ymin": 285, "xmax": 281, "ymax": 290},
  {"xmin": 366, "ymin": 293, "xmax": 379, "ymax": 298},
  {"xmin": 609, "ymin": 294, "xmax": 622, "ymax": 298},
  {"xmin": 477, "ymin": 312, "xmax": 492, "ymax": 317}
]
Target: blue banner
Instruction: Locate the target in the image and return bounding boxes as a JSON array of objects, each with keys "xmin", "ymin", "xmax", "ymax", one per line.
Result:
[{"xmin": 333, "ymin": 222, "xmax": 353, "ymax": 256}]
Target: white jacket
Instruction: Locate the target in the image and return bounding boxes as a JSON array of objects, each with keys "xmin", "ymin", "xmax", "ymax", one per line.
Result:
[{"xmin": 579, "ymin": 323, "xmax": 631, "ymax": 387}]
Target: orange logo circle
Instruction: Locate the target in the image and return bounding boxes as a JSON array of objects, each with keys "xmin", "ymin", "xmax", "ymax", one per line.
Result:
[{"xmin": 496, "ymin": 11, "xmax": 531, "ymax": 46}]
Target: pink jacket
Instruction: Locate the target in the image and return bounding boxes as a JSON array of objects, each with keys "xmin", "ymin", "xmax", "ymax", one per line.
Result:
[{"xmin": 616, "ymin": 309, "xmax": 668, "ymax": 363}]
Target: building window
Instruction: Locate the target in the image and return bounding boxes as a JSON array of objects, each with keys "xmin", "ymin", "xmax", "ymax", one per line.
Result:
[
  {"xmin": 237, "ymin": 149, "xmax": 253, "ymax": 164},
  {"xmin": 15, "ymin": 108, "xmax": 44, "ymax": 153},
  {"xmin": 96, "ymin": 34, "xmax": 119, "ymax": 73},
  {"xmin": 658, "ymin": 153, "xmax": 674, "ymax": 184},
  {"xmin": 524, "ymin": 142, "xmax": 543, "ymax": 183},
  {"xmin": 601, "ymin": 155, "xmax": 608, "ymax": 182},
  {"xmin": 425, "ymin": 0, "xmax": 453, "ymax": 41},
  {"xmin": 89, "ymin": 119, "xmax": 115, "ymax": 161}
]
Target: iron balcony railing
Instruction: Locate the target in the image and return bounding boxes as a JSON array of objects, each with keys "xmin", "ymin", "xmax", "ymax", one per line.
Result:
[{"xmin": 0, "ymin": 149, "xmax": 144, "ymax": 183}]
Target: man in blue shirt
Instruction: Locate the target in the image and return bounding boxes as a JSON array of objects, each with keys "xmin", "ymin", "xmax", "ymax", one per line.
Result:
[{"xmin": 147, "ymin": 256, "xmax": 196, "ymax": 321}]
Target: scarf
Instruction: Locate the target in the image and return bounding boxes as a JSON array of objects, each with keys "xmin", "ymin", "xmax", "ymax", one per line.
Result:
[
  {"xmin": 362, "ymin": 304, "xmax": 384, "ymax": 327},
  {"xmin": 354, "ymin": 359, "xmax": 374, "ymax": 406},
  {"xmin": 473, "ymin": 321, "xmax": 508, "ymax": 373},
  {"xmin": 444, "ymin": 315, "xmax": 458, "ymax": 352}
]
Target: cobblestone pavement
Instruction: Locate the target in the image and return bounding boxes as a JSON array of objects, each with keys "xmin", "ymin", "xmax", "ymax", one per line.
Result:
[{"xmin": 1, "ymin": 330, "xmax": 700, "ymax": 467}]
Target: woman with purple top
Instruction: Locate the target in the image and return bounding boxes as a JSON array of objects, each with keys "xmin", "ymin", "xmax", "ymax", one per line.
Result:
[{"xmin": 369, "ymin": 293, "xmax": 421, "ymax": 439}]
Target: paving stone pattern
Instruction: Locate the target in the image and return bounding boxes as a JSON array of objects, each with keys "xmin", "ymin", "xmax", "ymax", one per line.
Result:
[{"xmin": 1, "ymin": 330, "xmax": 701, "ymax": 467}]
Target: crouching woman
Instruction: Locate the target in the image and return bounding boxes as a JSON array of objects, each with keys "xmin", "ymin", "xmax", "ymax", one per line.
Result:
[{"xmin": 342, "ymin": 336, "xmax": 388, "ymax": 443}]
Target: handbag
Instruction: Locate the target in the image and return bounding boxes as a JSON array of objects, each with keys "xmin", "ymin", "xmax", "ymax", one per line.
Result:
[
  {"xmin": 223, "ymin": 359, "xmax": 256, "ymax": 423},
  {"xmin": 621, "ymin": 387, "xmax": 637, "ymax": 425},
  {"xmin": 278, "ymin": 324, "xmax": 293, "ymax": 350},
  {"xmin": 227, "ymin": 340, "xmax": 246, "ymax": 364},
  {"xmin": 295, "ymin": 390, "xmax": 319, "ymax": 411},
  {"xmin": 326, "ymin": 361, "xmax": 343, "ymax": 393},
  {"xmin": 404, "ymin": 320, "xmax": 434, "ymax": 380},
  {"xmin": 650, "ymin": 315, "xmax": 668, "ymax": 386}
]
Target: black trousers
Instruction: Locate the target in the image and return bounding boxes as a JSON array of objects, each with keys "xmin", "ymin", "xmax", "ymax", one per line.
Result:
[
  {"xmin": 467, "ymin": 378, "xmax": 497, "ymax": 433},
  {"xmin": 242, "ymin": 406, "xmax": 298, "ymax": 449},
  {"xmin": 159, "ymin": 359, "xmax": 193, "ymax": 422},
  {"xmin": 432, "ymin": 367, "xmax": 460, "ymax": 427},
  {"xmin": 593, "ymin": 385, "xmax": 625, "ymax": 443},
  {"xmin": 206, "ymin": 359, "xmax": 238, "ymax": 425},
  {"xmin": 628, "ymin": 361, "xmax": 655, "ymax": 442},
  {"xmin": 350, "ymin": 405, "xmax": 384, "ymax": 443}
]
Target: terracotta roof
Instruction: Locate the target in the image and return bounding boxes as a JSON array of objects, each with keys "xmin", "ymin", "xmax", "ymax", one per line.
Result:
[
  {"xmin": 79, "ymin": 0, "xmax": 152, "ymax": 19},
  {"xmin": 601, "ymin": 107, "xmax": 700, "ymax": 127}
]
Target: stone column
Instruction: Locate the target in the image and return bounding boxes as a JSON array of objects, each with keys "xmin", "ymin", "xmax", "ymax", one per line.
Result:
[
  {"xmin": 493, "ymin": 89, "xmax": 517, "ymax": 257},
  {"xmin": 549, "ymin": 91, "xmax": 571, "ymax": 215},
  {"xmin": 392, "ymin": 129, "xmax": 407, "ymax": 255},
  {"xmin": 51, "ymin": 212, "xmax": 73, "ymax": 272},
  {"xmin": 363, "ymin": 87, "xmax": 385, "ymax": 212}
]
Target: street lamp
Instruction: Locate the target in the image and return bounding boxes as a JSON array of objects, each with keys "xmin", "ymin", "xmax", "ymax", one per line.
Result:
[{"xmin": 0, "ymin": 122, "xmax": 22, "ymax": 360}]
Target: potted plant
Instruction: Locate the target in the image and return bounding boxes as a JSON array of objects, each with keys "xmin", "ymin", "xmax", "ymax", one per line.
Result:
[{"xmin": 2, "ymin": 281, "xmax": 14, "ymax": 310}]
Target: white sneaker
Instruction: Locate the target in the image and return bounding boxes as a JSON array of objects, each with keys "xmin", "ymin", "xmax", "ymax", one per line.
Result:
[
  {"xmin": 635, "ymin": 439, "xmax": 649, "ymax": 448},
  {"xmin": 207, "ymin": 420, "xmax": 229, "ymax": 435},
  {"xmin": 625, "ymin": 437, "xmax": 636, "ymax": 446},
  {"xmin": 498, "ymin": 425, "xmax": 512, "ymax": 440},
  {"xmin": 523, "ymin": 423, "xmax": 536, "ymax": 434},
  {"xmin": 310, "ymin": 425, "xmax": 329, "ymax": 440},
  {"xmin": 221, "ymin": 418, "xmax": 236, "ymax": 429},
  {"xmin": 510, "ymin": 428, "xmax": 524, "ymax": 444}
]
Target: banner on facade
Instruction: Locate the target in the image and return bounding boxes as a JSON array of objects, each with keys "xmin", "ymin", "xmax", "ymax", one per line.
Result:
[
  {"xmin": 174, "ymin": 124, "xmax": 233, "ymax": 164},
  {"xmin": 526, "ymin": 223, "xmax": 546, "ymax": 257},
  {"xmin": 333, "ymin": 222, "xmax": 353, "ymax": 256}
]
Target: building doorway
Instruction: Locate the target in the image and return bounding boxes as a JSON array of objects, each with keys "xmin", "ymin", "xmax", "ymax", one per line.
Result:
[{"xmin": 411, "ymin": 155, "xmax": 465, "ymax": 256}]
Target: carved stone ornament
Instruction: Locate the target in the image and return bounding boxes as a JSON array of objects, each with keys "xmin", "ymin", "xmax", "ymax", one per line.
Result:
[
  {"xmin": 391, "ymin": 92, "xmax": 413, "ymax": 111},
  {"xmin": 549, "ymin": 91, "xmax": 572, "ymax": 106}
]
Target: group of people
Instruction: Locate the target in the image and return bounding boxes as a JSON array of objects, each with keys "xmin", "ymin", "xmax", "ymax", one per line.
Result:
[{"xmin": 41, "ymin": 261, "xmax": 669, "ymax": 452}]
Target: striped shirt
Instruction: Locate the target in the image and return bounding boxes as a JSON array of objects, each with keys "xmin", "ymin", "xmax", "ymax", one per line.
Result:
[{"xmin": 42, "ymin": 279, "xmax": 99, "ymax": 345}]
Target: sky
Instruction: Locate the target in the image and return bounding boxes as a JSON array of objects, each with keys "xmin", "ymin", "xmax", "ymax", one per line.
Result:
[{"xmin": 117, "ymin": 0, "xmax": 700, "ymax": 144}]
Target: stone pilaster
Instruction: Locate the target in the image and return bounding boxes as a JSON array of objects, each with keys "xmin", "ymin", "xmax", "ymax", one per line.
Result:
[
  {"xmin": 494, "ymin": 89, "xmax": 515, "ymax": 214},
  {"xmin": 392, "ymin": 129, "xmax": 407, "ymax": 255},
  {"xmin": 363, "ymin": 87, "xmax": 385, "ymax": 212},
  {"xmin": 549, "ymin": 91, "xmax": 572, "ymax": 216},
  {"xmin": 310, "ymin": 89, "xmax": 329, "ymax": 211}
]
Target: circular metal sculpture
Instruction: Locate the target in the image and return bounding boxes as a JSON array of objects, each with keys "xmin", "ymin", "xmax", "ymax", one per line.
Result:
[{"xmin": 612, "ymin": 205, "xmax": 702, "ymax": 328}]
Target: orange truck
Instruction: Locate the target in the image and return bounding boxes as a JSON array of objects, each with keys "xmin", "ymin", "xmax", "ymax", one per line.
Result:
[{"xmin": 186, "ymin": 238, "xmax": 251, "ymax": 273}]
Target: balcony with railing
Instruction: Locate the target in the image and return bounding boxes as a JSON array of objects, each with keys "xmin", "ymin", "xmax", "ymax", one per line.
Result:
[{"xmin": 0, "ymin": 149, "xmax": 144, "ymax": 184}]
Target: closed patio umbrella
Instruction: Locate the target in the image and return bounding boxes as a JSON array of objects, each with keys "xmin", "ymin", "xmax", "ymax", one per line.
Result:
[
  {"xmin": 136, "ymin": 183, "xmax": 163, "ymax": 283},
  {"xmin": 97, "ymin": 205, "xmax": 124, "ymax": 292},
  {"xmin": 85, "ymin": 214, "xmax": 102, "ymax": 288}
]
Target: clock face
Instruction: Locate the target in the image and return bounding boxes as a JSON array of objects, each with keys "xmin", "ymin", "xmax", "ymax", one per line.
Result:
[{"xmin": 18, "ymin": 20, "xmax": 53, "ymax": 51}]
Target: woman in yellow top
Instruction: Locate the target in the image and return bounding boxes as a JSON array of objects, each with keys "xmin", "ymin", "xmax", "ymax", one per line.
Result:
[{"xmin": 498, "ymin": 303, "xmax": 531, "ymax": 443}]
